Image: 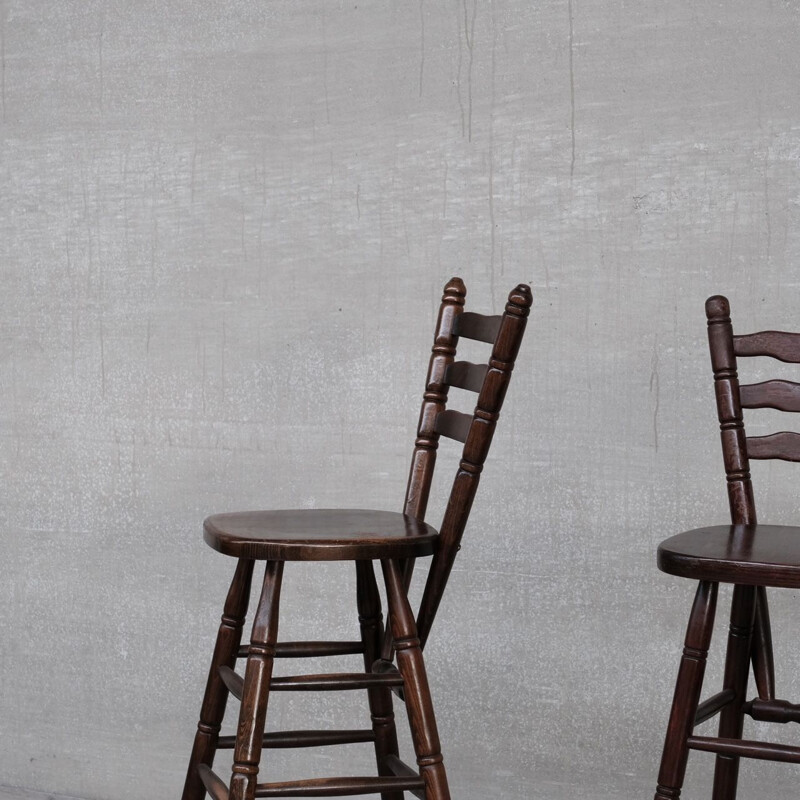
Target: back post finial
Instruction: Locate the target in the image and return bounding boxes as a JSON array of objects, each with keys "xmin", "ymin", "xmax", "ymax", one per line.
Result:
[
  {"xmin": 506, "ymin": 283, "xmax": 532, "ymax": 317},
  {"xmin": 706, "ymin": 294, "xmax": 730, "ymax": 323},
  {"xmin": 442, "ymin": 277, "xmax": 466, "ymax": 307}
]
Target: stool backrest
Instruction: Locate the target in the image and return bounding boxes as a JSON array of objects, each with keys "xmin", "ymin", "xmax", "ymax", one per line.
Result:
[
  {"xmin": 406, "ymin": 277, "xmax": 531, "ymax": 648},
  {"xmin": 707, "ymin": 294, "xmax": 800, "ymax": 525}
]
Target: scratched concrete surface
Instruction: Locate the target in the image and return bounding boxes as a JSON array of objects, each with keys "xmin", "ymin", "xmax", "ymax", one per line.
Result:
[{"xmin": 2, "ymin": 1, "xmax": 800, "ymax": 798}]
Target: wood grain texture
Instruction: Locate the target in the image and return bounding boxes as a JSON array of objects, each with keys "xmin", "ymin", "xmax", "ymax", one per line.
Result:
[
  {"xmin": 734, "ymin": 331, "xmax": 800, "ymax": 363},
  {"xmin": 203, "ymin": 509, "xmax": 438, "ymax": 561},
  {"xmin": 746, "ymin": 432, "xmax": 800, "ymax": 462},
  {"xmin": 739, "ymin": 380, "xmax": 800, "ymax": 411}
]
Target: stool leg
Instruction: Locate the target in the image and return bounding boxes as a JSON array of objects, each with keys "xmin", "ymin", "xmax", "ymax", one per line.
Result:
[
  {"xmin": 654, "ymin": 580, "xmax": 718, "ymax": 800},
  {"xmin": 382, "ymin": 558, "xmax": 451, "ymax": 800},
  {"xmin": 183, "ymin": 558, "xmax": 255, "ymax": 800},
  {"xmin": 230, "ymin": 560, "xmax": 284, "ymax": 800},
  {"xmin": 356, "ymin": 560, "xmax": 403, "ymax": 800},
  {"xmin": 711, "ymin": 584, "xmax": 757, "ymax": 800}
]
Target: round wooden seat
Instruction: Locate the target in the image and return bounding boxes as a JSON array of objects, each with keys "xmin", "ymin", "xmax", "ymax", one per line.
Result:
[
  {"xmin": 203, "ymin": 508, "xmax": 439, "ymax": 561},
  {"xmin": 658, "ymin": 524, "xmax": 800, "ymax": 588}
]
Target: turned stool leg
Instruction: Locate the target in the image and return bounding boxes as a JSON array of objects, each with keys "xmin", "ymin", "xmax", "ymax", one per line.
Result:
[
  {"xmin": 654, "ymin": 580, "xmax": 718, "ymax": 800},
  {"xmin": 382, "ymin": 558, "xmax": 451, "ymax": 800},
  {"xmin": 356, "ymin": 560, "xmax": 403, "ymax": 800},
  {"xmin": 711, "ymin": 584, "xmax": 757, "ymax": 800},
  {"xmin": 183, "ymin": 558, "xmax": 255, "ymax": 800},
  {"xmin": 230, "ymin": 560, "xmax": 284, "ymax": 800}
]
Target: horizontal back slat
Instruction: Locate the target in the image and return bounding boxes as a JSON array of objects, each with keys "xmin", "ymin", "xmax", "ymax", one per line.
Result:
[
  {"xmin": 433, "ymin": 409, "xmax": 472, "ymax": 443},
  {"xmin": 734, "ymin": 331, "xmax": 800, "ymax": 363},
  {"xmin": 445, "ymin": 360, "xmax": 488, "ymax": 393},
  {"xmin": 456, "ymin": 311, "xmax": 501, "ymax": 343},
  {"xmin": 746, "ymin": 432, "xmax": 800, "ymax": 462},
  {"xmin": 740, "ymin": 380, "xmax": 800, "ymax": 412}
]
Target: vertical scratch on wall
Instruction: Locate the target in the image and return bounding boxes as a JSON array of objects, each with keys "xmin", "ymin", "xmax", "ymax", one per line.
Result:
[
  {"xmin": 356, "ymin": 183, "xmax": 360, "ymax": 219},
  {"xmin": 321, "ymin": 10, "xmax": 331, "ymax": 124},
  {"xmin": 568, "ymin": 0, "xmax": 576, "ymax": 181},
  {"xmin": 99, "ymin": 318, "xmax": 107, "ymax": 398},
  {"xmin": 97, "ymin": 17, "xmax": 104, "ymax": 112},
  {"xmin": 0, "ymin": 1, "xmax": 6, "ymax": 122},
  {"xmin": 442, "ymin": 156, "xmax": 448, "ymax": 219},
  {"xmin": 728, "ymin": 192, "xmax": 739, "ymax": 271},
  {"xmin": 763, "ymin": 155, "xmax": 772, "ymax": 267},
  {"xmin": 190, "ymin": 135, "xmax": 198, "ymax": 205},
  {"xmin": 488, "ymin": 13, "xmax": 497, "ymax": 309},
  {"xmin": 419, "ymin": 0, "xmax": 425, "ymax": 97},
  {"xmin": 464, "ymin": 0, "xmax": 476, "ymax": 141},
  {"xmin": 455, "ymin": 4, "xmax": 465, "ymax": 136},
  {"xmin": 650, "ymin": 336, "xmax": 659, "ymax": 451}
]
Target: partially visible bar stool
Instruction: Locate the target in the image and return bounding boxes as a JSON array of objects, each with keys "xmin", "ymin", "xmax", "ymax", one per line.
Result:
[
  {"xmin": 182, "ymin": 277, "xmax": 531, "ymax": 800},
  {"xmin": 654, "ymin": 295, "xmax": 800, "ymax": 799}
]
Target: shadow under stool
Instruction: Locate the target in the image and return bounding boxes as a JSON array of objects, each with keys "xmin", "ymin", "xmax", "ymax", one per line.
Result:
[
  {"xmin": 654, "ymin": 295, "xmax": 800, "ymax": 799},
  {"xmin": 182, "ymin": 277, "xmax": 531, "ymax": 800}
]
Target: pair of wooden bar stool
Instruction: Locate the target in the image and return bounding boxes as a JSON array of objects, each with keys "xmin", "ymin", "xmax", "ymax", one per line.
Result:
[{"xmin": 183, "ymin": 279, "xmax": 800, "ymax": 799}]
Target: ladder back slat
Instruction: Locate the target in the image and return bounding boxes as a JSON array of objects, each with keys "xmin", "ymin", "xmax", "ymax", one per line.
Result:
[
  {"xmin": 746, "ymin": 432, "xmax": 800, "ymax": 462},
  {"xmin": 445, "ymin": 360, "xmax": 489, "ymax": 393},
  {"xmin": 740, "ymin": 380, "xmax": 800, "ymax": 412},
  {"xmin": 734, "ymin": 331, "xmax": 800, "ymax": 363},
  {"xmin": 255, "ymin": 775, "xmax": 425, "ymax": 797},
  {"xmin": 456, "ymin": 311, "xmax": 502, "ymax": 343},
  {"xmin": 433, "ymin": 409, "xmax": 472, "ymax": 443}
]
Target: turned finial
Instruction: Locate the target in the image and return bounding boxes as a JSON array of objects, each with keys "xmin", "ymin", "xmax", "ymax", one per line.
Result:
[
  {"xmin": 506, "ymin": 283, "xmax": 532, "ymax": 316},
  {"xmin": 706, "ymin": 295, "xmax": 730, "ymax": 322},
  {"xmin": 442, "ymin": 277, "xmax": 466, "ymax": 306}
]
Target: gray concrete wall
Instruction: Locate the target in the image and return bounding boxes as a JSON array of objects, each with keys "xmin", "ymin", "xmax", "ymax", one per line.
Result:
[{"xmin": 1, "ymin": 1, "xmax": 800, "ymax": 797}]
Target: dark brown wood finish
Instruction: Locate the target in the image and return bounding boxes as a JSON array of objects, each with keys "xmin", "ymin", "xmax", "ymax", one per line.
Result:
[
  {"xmin": 655, "ymin": 581, "xmax": 718, "ymax": 800},
  {"xmin": 230, "ymin": 560, "xmax": 284, "ymax": 800},
  {"xmin": 356, "ymin": 560, "xmax": 403, "ymax": 800},
  {"xmin": 183, "ymin": 558, "xmax": 255, "ymax": 800},
  {"xmin": 653, "ymin": 294, "xmax": 800, "ymax": 800},
  {"xmin": 416, "ymin": 283, "xmax": 531, "ymax": 648},
  {"xmin": 183, "ymin": 278, "xmax": 531, "ymax": 800},
  {"xmin": 204, "ymin": 510, "xmax": 438, "ymax": 562}
]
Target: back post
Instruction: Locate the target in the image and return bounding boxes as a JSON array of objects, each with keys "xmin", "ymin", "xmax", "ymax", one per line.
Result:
[
  {"xmin": 403, "ymin": 277, "xmax": 466, "ymax": 521},
  {"xmin": 707, "ymin": 295, "xmax": 774, "ymax": 700},
  {"xmin": 706, "ymin": 295, "xmax": 756, "ymax": 526},
  {"xmin": 416, "ymin": 283, "xmax": 532, "ymax": 649}
]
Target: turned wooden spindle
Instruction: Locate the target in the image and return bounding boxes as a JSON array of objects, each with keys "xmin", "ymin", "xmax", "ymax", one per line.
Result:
[
  {"xmin": 404, "ymin": 276, "xmax": 466, "ymax": 521},
  {"xmin": 229, "ymin": 561, "xmax": 284, "ymax": 800},
  {"xmin": 356, "ymin": 560, "xmax": 403, "ymax": 800},
  {"xmin": 182, "ymin": 558, "xmax": 254, "ymax": 800}
]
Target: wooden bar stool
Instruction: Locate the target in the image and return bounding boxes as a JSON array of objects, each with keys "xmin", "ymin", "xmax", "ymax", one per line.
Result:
[
  {"xmin": 654, "ymin": 295, "xmax": 800, "ymax": 799},
  {"xmin": 182, "ymin": 278, "xmax": 531, "ymax": 800}
]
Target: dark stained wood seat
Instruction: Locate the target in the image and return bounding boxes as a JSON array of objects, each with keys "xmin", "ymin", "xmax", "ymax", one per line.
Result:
[
  {"xmin": 659, "ymin": 525, "xmax": 800, "ymax": 588},
  {"xmin": 182, "ymin": 277, "xmax": 531, "ymax": 800},
  {"xmin": 203, "ymin": 510, "xmax": 438, "ymax": 561},
  {"xmin": 654, "ymin": 295, "xmax": 800, "ymax": 800}
]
